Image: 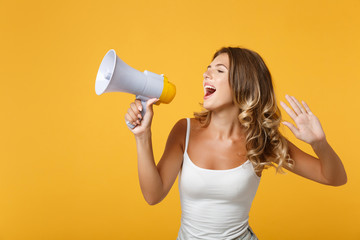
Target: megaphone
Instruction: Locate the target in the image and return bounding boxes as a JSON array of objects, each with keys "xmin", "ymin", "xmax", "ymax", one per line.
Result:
[{"xmin": 95, "ymin": 49, "xmax": 176, "ymax": 128}]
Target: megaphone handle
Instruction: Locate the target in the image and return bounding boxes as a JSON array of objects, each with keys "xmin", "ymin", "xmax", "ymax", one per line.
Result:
[{"xmin": 126, "ymin": 98, "xmax": 148, "ymax": 129}]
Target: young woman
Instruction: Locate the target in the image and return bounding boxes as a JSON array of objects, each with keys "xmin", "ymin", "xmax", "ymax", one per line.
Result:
[{"xmin": 124, "ymin": 47, "xmax": 347, "ymax": 240}]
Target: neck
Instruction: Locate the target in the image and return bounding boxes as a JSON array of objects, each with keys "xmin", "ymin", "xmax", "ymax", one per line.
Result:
[{"xmin": 208, "ymin": 106, "xmax": 245, "ymax": 140}]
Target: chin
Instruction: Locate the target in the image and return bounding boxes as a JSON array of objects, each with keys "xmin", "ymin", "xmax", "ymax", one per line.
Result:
[
  {"xmin": 202, "ymin": 102, "xmax": 218, "ymax": 111},
  {"xmin": 203, "ymin": 100, "xmax": 236, "ymax": 112},
  {"xmin": 202, "ymin": 101, "xmax": 212, "ymax": 110}
]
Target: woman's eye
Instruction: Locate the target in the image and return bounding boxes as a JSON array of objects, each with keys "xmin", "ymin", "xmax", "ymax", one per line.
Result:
[{"xmin": 218, "ymin": 70, "xmax": 224, "ymax": 73}]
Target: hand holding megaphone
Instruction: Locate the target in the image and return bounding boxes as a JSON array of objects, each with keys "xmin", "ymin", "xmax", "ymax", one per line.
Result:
[
  {"xmin": 125, "ymin": 98, "xmax": 158, "ymax": 134},
  {"xmin": 95, "ymin": 49, "xmax": 176, "ymax": 129}
]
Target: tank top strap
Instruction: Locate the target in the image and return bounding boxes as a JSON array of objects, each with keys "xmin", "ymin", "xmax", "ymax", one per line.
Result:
[{"xmin": 184, "ymin": 118, "xmax": 190, "ymax": 153}]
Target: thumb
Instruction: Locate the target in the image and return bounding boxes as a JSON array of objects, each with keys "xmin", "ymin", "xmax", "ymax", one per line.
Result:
[
  {"xmin": 146, "ymin": 98, "xmax": 159, "ymax": 112},
  {"xmin": 282, "ymin": 121, "xmax": 299, "ymax": 136}
]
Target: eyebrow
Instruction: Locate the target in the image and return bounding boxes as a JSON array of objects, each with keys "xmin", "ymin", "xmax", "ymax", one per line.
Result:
[{"xmin": 207, "ymin": 64, "xmax": 228, "ymax": 70}]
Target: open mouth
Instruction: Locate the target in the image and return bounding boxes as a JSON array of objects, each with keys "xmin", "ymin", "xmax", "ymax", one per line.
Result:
[{"xmin": 204, "ymin": 85, "xmax": 216, "ymax": 98}]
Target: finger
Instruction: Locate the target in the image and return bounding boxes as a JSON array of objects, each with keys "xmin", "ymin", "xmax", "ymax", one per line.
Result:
[
  {"xmin": 281, "ymin": 121, "xmax": 300, "ymax": 137},
  {"xmin": 135, "ymin": 100, "xmax": 143, "ymax": 112},
  {"xmin": 285, "ymin": 95, "xmax": 302, "ymax": 115},
  {"xmin": 290, "ymin": 96, "xmax": 306, "ymax": 115},
  {"xmin": 127, "ymin": 107, "xmax": 140, "ymax": 125},
  {"xmin": 125, "ymin": 113, "xmax": 137, "ymax": 126},
  {"xmin": 130, "ymin": 102, "xmax": 142, "ymax": 119},
  {"xmin": 302, "ymin": 100, "xmax": 313, "ymax": 115},
  {"xmin": 280, "ymin": 100, "xmax": 297, "ymax": 120}
]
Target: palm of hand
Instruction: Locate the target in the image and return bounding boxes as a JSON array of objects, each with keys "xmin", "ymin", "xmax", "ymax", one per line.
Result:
[{"xmin": 280, "ymin": 95, "xmax": 326, "ymax": 145}]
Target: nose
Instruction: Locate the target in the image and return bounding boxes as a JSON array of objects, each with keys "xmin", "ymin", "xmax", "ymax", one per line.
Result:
[{"xmin": 203, "ymin": 69, "xmax": 211, "ymax": 80}]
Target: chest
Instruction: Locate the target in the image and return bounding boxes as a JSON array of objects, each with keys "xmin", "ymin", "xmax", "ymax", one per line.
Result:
[
  {"xmin": 179, "ymin": 155, "xmax": 259, "ymax": 202},
  {"xmin": 187, "ymin": 132, "xmax": 248, "ymax": 170}
]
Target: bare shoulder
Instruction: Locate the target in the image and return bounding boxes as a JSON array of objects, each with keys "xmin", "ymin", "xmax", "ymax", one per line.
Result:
[
  {"xmin": 171, "ymin": 118, "xmax": 187, "ymax": 136},
  {"xmin": 167, "ymin": 118, "xmax": 188, "ymax": 152},
  {"xmin": 174, "ymin": 118, "xmax": 187, "ymax": 129},
  {"xmin": 189, "ymin": 117, "xmax": 205, "ymax": 131},
  {"xmin": 171, "ymin": 117, "xmax": 204, "ymax": 152}
]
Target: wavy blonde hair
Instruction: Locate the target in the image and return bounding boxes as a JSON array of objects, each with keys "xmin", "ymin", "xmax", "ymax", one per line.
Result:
[{"xmin": 194, "ymin": 47, "xmax": 294, "ymax": 174}]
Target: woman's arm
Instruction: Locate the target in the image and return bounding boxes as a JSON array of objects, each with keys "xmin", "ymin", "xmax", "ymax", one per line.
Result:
[
  {"xmin": 280, "ymin": 95, "xmax": 347, "ymax": 186},
  {"xmin": 125, "ymin": 99, "xmax": 185, "ymax": 205},
  {"xmin": 284, "ymin": 139, "xmax": 347, "ymax": 186}
]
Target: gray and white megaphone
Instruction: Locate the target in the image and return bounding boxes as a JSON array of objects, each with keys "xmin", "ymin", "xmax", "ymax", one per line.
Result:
[{"xmin": 95, "ymin": 49, "xmax": 176, "ymax": 129}]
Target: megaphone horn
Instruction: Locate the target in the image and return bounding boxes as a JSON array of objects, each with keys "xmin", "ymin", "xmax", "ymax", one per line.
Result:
[{"xmin": 95, "ymin": 49, "xmax": 176, "ymax": 129}]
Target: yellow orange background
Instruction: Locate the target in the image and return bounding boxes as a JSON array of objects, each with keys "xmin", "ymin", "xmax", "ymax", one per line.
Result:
[{"xmin": 1, "ymin": 0, "xmax": 359, "ymax": 239}]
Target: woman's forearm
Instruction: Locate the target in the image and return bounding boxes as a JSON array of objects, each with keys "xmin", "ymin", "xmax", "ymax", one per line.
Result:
[
  {"xmin": 135, "ymin": 131, "xmax": 164, "ymax": 205},
  {"xmin": 311, "ymin": 139, "xmax": 347, "ymax": 186}
]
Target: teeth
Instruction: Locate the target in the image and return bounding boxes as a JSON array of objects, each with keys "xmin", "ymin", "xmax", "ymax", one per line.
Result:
[{"xmin": 204, "ymin": 85, "xmax": 216, "ymax": 90}]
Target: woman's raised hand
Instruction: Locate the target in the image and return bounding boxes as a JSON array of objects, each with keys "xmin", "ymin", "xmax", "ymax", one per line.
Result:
[
  {"xmin": 280, "ymin": 95, "xmax": 326, "ymax": 145},
  {"xmin": 125, "ymin": 98, "xmax": 158, "ymax": 136}
]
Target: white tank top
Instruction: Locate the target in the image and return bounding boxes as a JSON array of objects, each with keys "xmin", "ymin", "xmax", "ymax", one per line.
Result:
[{"xmin": 177, "ymin": 118, "xmax": 261, "ymax": 240}]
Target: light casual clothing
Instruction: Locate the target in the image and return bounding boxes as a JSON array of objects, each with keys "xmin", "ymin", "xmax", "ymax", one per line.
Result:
[
  {"xmin": 235, "ymin": 226, "xmax": 258, "ymax": 240},
  {"xmin": 177, "ymin": 118, "xmax": 261, "ymax": 240}
]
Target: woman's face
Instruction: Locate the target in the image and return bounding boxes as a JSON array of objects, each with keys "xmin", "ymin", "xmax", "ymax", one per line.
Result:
[{"xmin": 203, "ymin": 53, "xmax": 233, "ymax": 111}]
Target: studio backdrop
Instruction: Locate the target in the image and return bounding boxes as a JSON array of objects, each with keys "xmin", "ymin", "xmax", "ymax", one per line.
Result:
[{"xmin": 0, "ymin": 0, "xmax": 359, "ymax": 239}]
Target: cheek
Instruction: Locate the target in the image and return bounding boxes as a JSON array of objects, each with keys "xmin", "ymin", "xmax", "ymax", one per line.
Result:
[
  {"xmin": 217, "ymin": 86, "xmax": 233, "ymax": 103},
  {"xmin": 221, "ymin": 79, "xmax": 233, "ymax": 98},
  {"xmin": 225, "ymin": 89, "xmax": 234, "ymax": 102}
]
